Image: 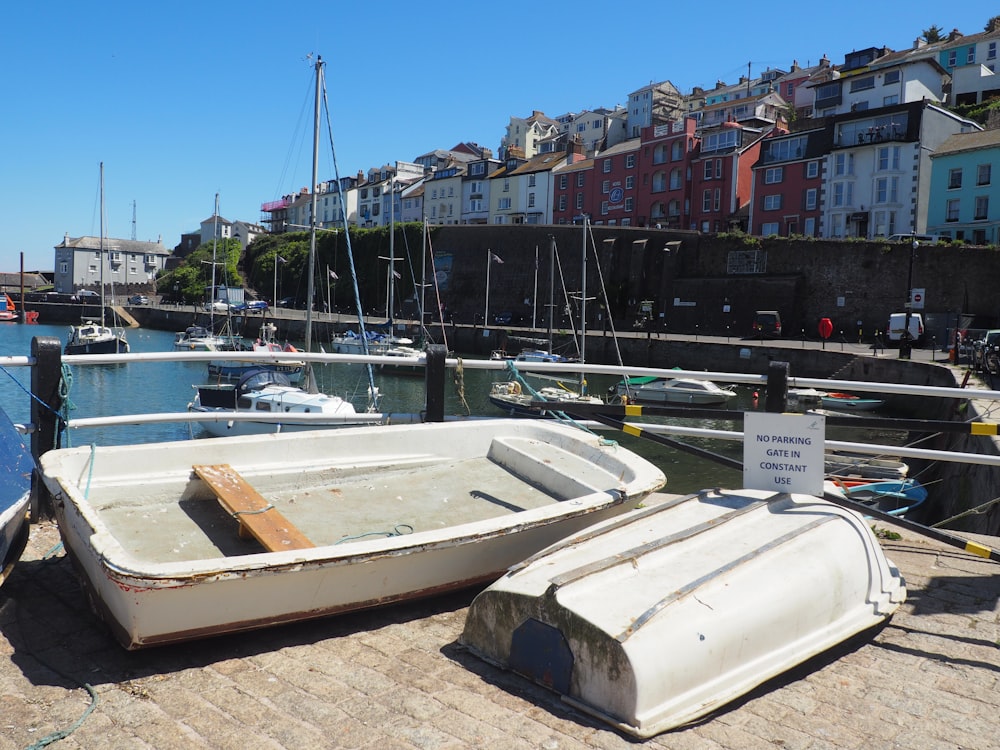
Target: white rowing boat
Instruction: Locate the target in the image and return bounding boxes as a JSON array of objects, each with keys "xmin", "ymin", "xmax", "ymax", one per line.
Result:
[
  {"xmin": 461, "ymin": 488, "xmax": 905, "ymax": 737},
  {"xmin": 38, "ymin": 419, "xmax": 665, "ymax": 649}
]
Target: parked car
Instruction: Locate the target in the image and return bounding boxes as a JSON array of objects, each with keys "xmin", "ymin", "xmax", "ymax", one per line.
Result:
[
  {"xmin": 76, "ymin": 290, "xmax": 100, "ymax": 303},
  {"xmin": 247, "ymin": 300, "xmax": 269, "ymax": 311},
  {"xmin": 493, "ymin": 311, "xmax": 513, "ymax": 325},
  {"xmin": 128, "ymin": 294, "xmax": 149, "ymax": 305},
  {"xmin": 278, "ymin": 296, "xmax": 297, "ymax": 308},
  {"xmin": 228, "ymin": 301, "xmax": 249, "ymax": 312},
  {"xmin": 973, "ymin": 329, "xmax": 1000, "ymax": 373},
  {"xmin": 751, "ymin": 310, "xmax": 782, "ymax": 338},
  {"xmin": 204, "ymin": 301, "xmax": 229, "ymax": 313}
]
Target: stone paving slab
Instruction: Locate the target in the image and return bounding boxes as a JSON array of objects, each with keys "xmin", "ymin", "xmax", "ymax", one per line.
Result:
[{"xmin": 1, "ymin": 517, "xmax": 997, "ymax": 750}]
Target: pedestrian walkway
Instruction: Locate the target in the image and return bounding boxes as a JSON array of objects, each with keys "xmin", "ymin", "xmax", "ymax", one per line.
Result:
[{"xmin": 1, "ymin": 514, "xmax": 997, "ymax": 749}]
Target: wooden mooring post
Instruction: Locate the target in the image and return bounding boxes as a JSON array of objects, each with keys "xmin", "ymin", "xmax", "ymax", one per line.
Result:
[
  {"xmin": 424, "ymin": 344, "xmax": 447, "ymax": 422},
  {"xmin": 29, "ymin": 336, "xmax": 63, "ymax": 519}
]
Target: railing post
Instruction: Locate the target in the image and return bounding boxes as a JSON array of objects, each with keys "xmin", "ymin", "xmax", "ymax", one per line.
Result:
[
  {"xmin": 424, "ymin": 344, "xmax": 447, "ymax": 422},
  {"xmin": 764, "ymin": 360, "xmax": 789, "ymax": 413},
  {"xmin": 30, "ymin": 336, "xmax": 63, "ymax": 519}
]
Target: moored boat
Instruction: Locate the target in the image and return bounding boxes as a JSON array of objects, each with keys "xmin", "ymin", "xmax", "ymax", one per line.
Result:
[
  {"xmin": 37, "ymin": 419, "xmax": 666, "ymax": 649},
  {"xmin": 611, "ymin": 375, "xmax": 737, "ymax": 406},
  {"xmin": 837, "ymin": 478, "xmax": 928, "ymax": 517},
  {"xmin": 488, "ymin": 380, "xmax": 604, "ymax": 418},
  {"xmin": 460, "ymin": 488, "xmax": 906, "ymax": 738},
  {"xmin": 820, "ymin": 392, "xmax": 885, "ymax": 411}
]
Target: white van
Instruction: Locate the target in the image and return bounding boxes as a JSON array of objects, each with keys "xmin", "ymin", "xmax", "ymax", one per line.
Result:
[
  {"xmin": 886, "ymin": 234, "xmax": 943, "ymax": 244},
  {"xmin": 886, "ymin": 312, "xmax": 924, "ymax": 344}
]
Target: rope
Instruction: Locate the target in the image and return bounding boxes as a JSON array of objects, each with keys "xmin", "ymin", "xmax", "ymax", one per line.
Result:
[
  {"xmin": 453, "ymin": 357, "xmax": 470, "ymax": 415},
  {"xmin": 335, "ymin": 523, "xmax": 414, "ymax": 543},
  {"xmin": 0, "ymin": 364, "xmax": 67, "ymax": 446},
  {"xmin": 58, "ymin": 363, "xmax": 76, "ymax": 448},
  {"xmin": 232, "ymin": 505, "xmax": 275, "ymax": 517}
]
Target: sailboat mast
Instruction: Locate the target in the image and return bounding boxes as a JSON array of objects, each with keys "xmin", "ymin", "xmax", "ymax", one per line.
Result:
[
  {"xmin": 580, "ymin": 216, "xmax": 587, "ymax": 385},
  {"xmin": 99, "ymin": 162, "xmax": 106, "ymax": 328},
  {"xmin": 419, "ymin": 219, "xmax": 427, "ymax": 333},
  {"xmin": 388, "ymin": 175, "xmax": 394, "ymax": 323},
  {"xmin": 305, "ymin": 55, "xmax": 322, "ymax": 354},
  {"xmin": 211, "ymin": 193, "xmax": 219, "ymax": 331}
]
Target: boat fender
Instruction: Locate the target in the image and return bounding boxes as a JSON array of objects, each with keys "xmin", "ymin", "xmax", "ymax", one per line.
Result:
[{"xmin": 510, "ymin": 382, "xmax": 521, "ymax": 395}]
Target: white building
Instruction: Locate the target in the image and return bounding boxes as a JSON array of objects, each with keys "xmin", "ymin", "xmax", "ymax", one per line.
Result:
[{"xmin": 53, "ymin": 233, "xmax": 171, "ymax": 294}]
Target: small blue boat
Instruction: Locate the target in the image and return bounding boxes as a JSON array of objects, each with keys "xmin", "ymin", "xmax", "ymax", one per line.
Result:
[
  {"xmin": 843, "ymin": 479, "xmax": 928, "ymax": 517},
  {"xmin": 0, "ymin": 407, "xmax": 33, "ymax": 587}
]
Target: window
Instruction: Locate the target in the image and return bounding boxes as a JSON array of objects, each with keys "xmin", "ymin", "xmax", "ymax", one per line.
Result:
[
  {"xmin": 558, "ymin": 175, "xmax": 567, "ymax": 189},
  {"xmin": 806, "ymin": 161, "xmax": 819, "ymax": 178},
  {"xmin": 602, "ymin": 180, "xmax": 610, "ymax": 194},
  {"xmin": 625, "ymin": 154, "xmax": 635, "ymax": 168},
  {"xmin": 834, "ymin": 153, "xmax": 854, "ymax": 176},
  {"xmin": 702, "ymin": 190, "xmax": 712, "ymax": 211},
  {"xmin": 704, "ymin": 161, "xmax": 713, "ymax": 179},
  {"xmin": 877, "ymin": 146, "xmax": 900, "ymax": 171},
  {"xmin": 715, "ymin": 159, "xmax": 722, "ymax": 178},
  {"xmin": 883, "ymin": 94, "xmax": 899, "ymax": 107},
  {"xmin": 875, "ymin": 176, "xmax": 898, "ymax": 203},
  {"xmin": 764, "ymin": 167, "xmax": 783, "ymax": 184},
  {"xmin": 652, "ymin": 171, "xmax": 667, "ymax": 192},
  {"xmin": 948, "ymin": 50, "xmax": 957, "ymax": 67},
  {"xmin": 763, "ymin": 136, "xmax": 806, "ymax": 163},
  {"xmin": 498, "ymin": 197, "xmax": 511, "ymax": 210},
  {"xmin": 471, "ymin": 162, "xmax": 485, "ymax": 175},
  {"xmin": 600, "ymin": 201, "xmax": 609, "ymax": 216},
  {"xmin": 713, "ymin": 188, "xmax": 721, "ymax": 211},
  {"xmin": 978, "ymin": 164, "xmax": 991, "ymax": 185},
  {"xmin": 625, "ymin": 175, "xmax": 634, "ymax": 189},
  {"xmin": 805, "ymin": 188, "xmax": 817, "ymax": 210},
  {"xmin": 575, "ymin": 193, "xmax": 584, "ymax": 209},
  {"xmin": 989, "ymin": 41, "xmax": 997, "ymax": 60},
  {"xmin": 671, "ymin": 141, "xmax": 683, "ymax": 160},
  {"xmin": 59, "ymin": 261, "xmax": 68, "ymax": 274},
  {"xmin": 975, "ymin": 195, "xmax": 989, "ymax": 220},
  {"xmin": 503, "ymin": 179, "xmax": 510, "ymax": 192},
  {"xmin": 883, "ymin": 70, "xmax": 901, "ymax": 85},
  {"xmin": 948, "ymin": 168, "xmax": 962, "ymax": 189},
  {"xmin": 669, "ymin": 168, "xmax": 682, "ymax": 190},
  {"xmin": 804, "ymin": 217, "xmax": 816, "ymax": 236},
  {"xmin": 763, "ymin": 195, "xmax": 782, "ymax": 210},
  {"xmin": 967, "ymin": 47, "xmax": 976, "ymax": 65},
  {"xmin": 946, "ymin": 198, "xmax": 960, "ymax": 221},
  {"xmin": 603, "ymin": 158, "xmax": 612, "ymax": 173},
  {"xmin": 849, "ymin": 76, "xmax": 875, "ymax": 92},
  {"xmin": 625, "ymin": 197, "xmax": 633, "ymax": 211},
  {"xmin": 470, "ymin": 199, "xmax": 483, "ymax": 211},
  {"xmin": 653, "ymin": 144, "xmax": 668, "ymax": 164},
  {"xmin": 833, "ymin": 181, "xmax": 853, "ymax": 207},
  {"xmin": 558, "ymin": 195, "xmax": 567, "ymax": 211},
  {"xmin": 761, "ymin": 222, "xmax": 779, "ymax": 235},
  {"xmin": 528, "ymin": 174, "xmax": 536, "ymax": 187},
  {"xmin": 576, "ymin": 173, "xmax": 585, "ymax": 188}
]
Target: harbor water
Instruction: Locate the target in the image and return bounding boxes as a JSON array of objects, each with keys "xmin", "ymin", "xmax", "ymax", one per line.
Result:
[{"xmin": 0, "ymin": 323, "xmax": 909, "ymax": 495}]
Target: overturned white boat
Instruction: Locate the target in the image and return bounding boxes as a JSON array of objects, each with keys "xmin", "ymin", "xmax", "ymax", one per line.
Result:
[
  {"xmin": 38, "ymin": 419, "xmax": 665, "ymax": 649},
  {"xmin": 460, "ymin": 488, "xmax": 905, "ymax": 738}
]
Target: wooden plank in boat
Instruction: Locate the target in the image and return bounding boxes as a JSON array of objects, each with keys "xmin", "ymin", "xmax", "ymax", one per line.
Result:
[{"xmin": 192, "ymin": 464, "xmax": 314, "ymax": 552}]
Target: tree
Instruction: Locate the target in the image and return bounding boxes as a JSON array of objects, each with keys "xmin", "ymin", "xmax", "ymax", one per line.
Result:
[{"xmin": 922, "ymin": 25, "xmax": 943, "ymax": 43}]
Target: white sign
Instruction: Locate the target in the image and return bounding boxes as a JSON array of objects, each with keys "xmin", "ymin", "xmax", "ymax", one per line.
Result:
[
  {"xmin": 743, "ymin": 412, "xmax": 826, "ymax": 495},
  {"xmin": 910, "ymin": 287, "xmax": 925, "ymax": 310}
]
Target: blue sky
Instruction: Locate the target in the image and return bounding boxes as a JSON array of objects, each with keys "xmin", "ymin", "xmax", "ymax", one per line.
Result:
[{"xmin": 0, "ymin": 2, "xmax": 991, "ymax": 271}]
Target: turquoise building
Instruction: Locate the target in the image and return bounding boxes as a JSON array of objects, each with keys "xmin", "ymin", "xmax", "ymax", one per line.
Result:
[{"xmin": 927, "ymin": 129, "xmax": 1000, "ymax": 245}]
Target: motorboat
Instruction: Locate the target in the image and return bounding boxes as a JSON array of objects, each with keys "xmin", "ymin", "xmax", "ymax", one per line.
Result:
[
  {"xmin": 189, "ymin": 368, "xmax": 379, "ymax": 437},
  {"xmin": 460, "ymin": 488, "xmax": 906, "ymax": 738},
  {"xmin": 824, "ymin": 451, "xmax": 909, "ymax": 480},
  {"xmin": 37, "ymin": 418, "xmax": 666, "ymax": 649},
  {"xmin": 612, "ymin": 376, "xmax": 737, "ymax": 405},
  {"xmin": 65, "ymin": 321, "xmax": 130, "ymax": 355},
  {"xmin": 833, "ymin": 478, "xmax": 928, "ymax": 517},
  {"xmin": 0, "ymin": 407, "xmax": 32, "ymax": 588}
]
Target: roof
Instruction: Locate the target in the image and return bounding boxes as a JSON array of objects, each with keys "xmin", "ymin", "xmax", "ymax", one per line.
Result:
[
  {"xmin": 507, "ymin": 152, "xmax": 566, "ymax": 176},
  {"xmin": 933, "ymin": 128, "xmax": 1000, "ymax": 156},
  {"xmin": 56, "ymin": 235, "xmax": 171, "ymax": 256}
]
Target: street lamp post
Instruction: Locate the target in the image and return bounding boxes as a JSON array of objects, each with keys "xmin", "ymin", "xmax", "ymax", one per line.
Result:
[{"xmin": 899, "ymin": 233, "xmax": 918, "ymax": 360}]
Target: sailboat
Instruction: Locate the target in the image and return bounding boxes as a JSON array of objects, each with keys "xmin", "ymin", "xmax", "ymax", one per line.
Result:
[
  {"xmin": 65, "ymin": 163, "xmax": 130, "ymax": 355},
  {"xmin": 489, "ymin": 222, "xmax": 604, "ymax": 417},
  {"xmin": 190, "ymin": 57, "xmax": 381, "ymax": 435}
]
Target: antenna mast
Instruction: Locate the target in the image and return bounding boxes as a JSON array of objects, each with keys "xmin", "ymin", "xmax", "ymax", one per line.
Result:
[{"xmin": 131, "ymin": 200, "xmax": 137, "ymax": 240}]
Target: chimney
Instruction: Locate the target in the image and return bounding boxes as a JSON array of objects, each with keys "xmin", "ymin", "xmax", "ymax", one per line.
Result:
[
  {"xmin": 948, "ymin": 28, "xmax": 963, "ymax": 41},
  {"xmin": 565, "ymin": 136, "xmax": 585, "ymax": 164}
]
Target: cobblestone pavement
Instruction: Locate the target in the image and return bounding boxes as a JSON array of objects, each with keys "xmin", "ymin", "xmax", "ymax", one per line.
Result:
[{"xmin": 1, "ymin": 517, "xmax": 998, "ymax": 750}]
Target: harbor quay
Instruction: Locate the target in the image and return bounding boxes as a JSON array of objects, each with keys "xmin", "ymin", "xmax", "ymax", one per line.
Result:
[{"xmin": 1, "ymin": 514, "xmax": 997, "ymax": 749}]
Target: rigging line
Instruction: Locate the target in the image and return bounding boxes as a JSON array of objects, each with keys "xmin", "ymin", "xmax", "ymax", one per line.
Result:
[
  {"xmin": 585, "ymin": 222, "xmax": 627, "ymax": 370},
  {"xmin": 550, "ymin": 239, "xmax": 581, "ymax": 358},
  {"xmin": 423, "ymin": 226, "xmax": 449, "ymax": 351},
  {"xmin": 319, "ymin": 64, "xmax": 379, "ymax": 411}
]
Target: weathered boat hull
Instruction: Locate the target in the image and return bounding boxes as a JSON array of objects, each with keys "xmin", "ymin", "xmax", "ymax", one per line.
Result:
[
  {"xmin": 0, "ymin": 408, "xmax": 33, "ymax": 587},
  {"xmin": 460, "ymin": 488, "xmax": 905, "ymax": 738},
  {"xmin": 39, "ymin": 419, "xmax": 665, "ymax": 649}
]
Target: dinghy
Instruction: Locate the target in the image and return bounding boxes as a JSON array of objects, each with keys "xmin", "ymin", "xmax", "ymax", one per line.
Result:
[
  {"xmin": 38, "ymin": 419, "xmax": 665, "ymax": 649},
  {"xmin": 460, "ymin": 488, "xmax": 905, "ymax": 738}
]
